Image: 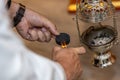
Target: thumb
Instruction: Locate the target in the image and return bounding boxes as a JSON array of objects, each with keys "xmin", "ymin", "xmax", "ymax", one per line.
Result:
[
  {"xmin": 73, "ymin": 47, "xmax": 86, "ymax": 55},
  {"xmin": 53, "ymin": 46, "xmax": 62, "ymax": 52}
]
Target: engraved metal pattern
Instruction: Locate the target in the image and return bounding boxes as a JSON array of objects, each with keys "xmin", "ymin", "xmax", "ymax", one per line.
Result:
[{"xmin": 78, "ymin": 0, "xmax": 112, "ymax": 23}]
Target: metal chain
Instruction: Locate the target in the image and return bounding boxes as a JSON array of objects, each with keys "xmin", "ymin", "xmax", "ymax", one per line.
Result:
[
  {"xmin": 108, "ymin": 0, "xmax": 117, "ymax": 30},
  {"xmin": 76, "ymin": 0, "xmax": 82, "ymax": 45},
  {"xmin": 108, "ymin": 0, "xmax": 119, "ymax": 44}
]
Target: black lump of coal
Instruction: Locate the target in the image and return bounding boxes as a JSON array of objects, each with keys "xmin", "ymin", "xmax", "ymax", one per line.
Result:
[{"xmin": 55, "ymin": 33, "xmax": 70, "ymax": 45}]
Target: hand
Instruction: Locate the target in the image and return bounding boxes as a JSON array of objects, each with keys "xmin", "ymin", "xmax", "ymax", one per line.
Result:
[
  {"xmin": 52, "ymin": 46, "xmax": 86, "ymax": 80},
  {"xmin": 9, "ymin": 2, "xmax": 59, "ymax": 42}
]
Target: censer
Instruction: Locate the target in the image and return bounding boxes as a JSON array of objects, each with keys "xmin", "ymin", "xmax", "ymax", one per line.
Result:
[
  {"xmin": 78, "ymin": 0, "xmax": 113, "ymax": 23},
  {"xmin": 75, "ymin": 0, "xmax": 118, "ymax": 68}
]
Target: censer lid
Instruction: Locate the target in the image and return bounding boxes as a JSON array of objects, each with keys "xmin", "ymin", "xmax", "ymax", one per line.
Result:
[{"xmin": 78, "ymin": 0, "xmax": 113, "ymax": 23}]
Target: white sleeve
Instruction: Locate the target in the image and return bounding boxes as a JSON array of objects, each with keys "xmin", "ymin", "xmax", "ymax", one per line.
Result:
[
  {"xmin": 0, "ymin": 1, "xmax": 66, "ymax": 80},
  {"xmin": 18, "ymin": 49, "xmax": 67, "ymax": 80}
]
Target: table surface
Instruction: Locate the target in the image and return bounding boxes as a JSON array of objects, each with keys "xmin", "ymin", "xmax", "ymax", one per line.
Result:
[{"xmin": 13, "ymin": 0, "xmax": 120, "ymax": 80}]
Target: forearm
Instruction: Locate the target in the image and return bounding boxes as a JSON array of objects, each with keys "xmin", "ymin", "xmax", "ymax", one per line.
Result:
[{"xmin": 8, "ymin": 1, "xmax": 19, "ymax": 19}]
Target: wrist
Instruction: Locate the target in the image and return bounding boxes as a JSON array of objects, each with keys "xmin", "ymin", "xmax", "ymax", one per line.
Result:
[
  {"xmin": 13, "ymin": 3, "xmax": 26, "ymax": 26},
  {"xmin": 8, "ymin": 2, "xmax": 26, "ymax": 26},
  {"xmin": 54, "ymin": 57, "xmax": 72, "ymax": 80}
]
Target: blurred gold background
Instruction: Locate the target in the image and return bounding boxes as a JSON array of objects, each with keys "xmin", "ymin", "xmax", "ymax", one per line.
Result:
[{"xmin": 68, "ymin": 0, "xmax": 120, "ymax": 13}]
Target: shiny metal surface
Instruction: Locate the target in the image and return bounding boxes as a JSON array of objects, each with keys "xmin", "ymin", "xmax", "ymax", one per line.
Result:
[
  {"xmin": 78, "ymin": 0, "xmax": 113, "ymax": 23},
  {"xmin": 81, "ymin": 26, "xmax": 117, "ymax": 53},
  {"xmin": 81, "ymin": 25, "xmax": 117, "ymax": 68}
]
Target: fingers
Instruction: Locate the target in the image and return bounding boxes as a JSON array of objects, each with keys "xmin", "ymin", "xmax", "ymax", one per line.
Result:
[
  {"xmin": 17, "ymin": 9, "xmax": 59, "ymax": 41},
  {"xmin": 41, "ymin": 28, "xmax": 51, "ymax": 42},
  {"xmin": 42, "ymin": 19, "xmax": 59, "ymax": 36},
  {"xmin": 73, "ymin": 47, "xmax": 86, "ymax": 55},
  {"xmin": 28, "ymin": 29, "xmax": 38, "ymax": 41},
  {"xmin": 28, "ymin": 10, "xmax": 60, "ymax": 36},
  {"xmin": 53, "ymin": 46, "xmax": 62, "ymax": 52},
  {"xmin": 52, "ymin": 46, "xmax": 86, "ymax": 56},
  {"xmin": 37, "ymin": 30, "xmax": 46, "ymax": 42},
  {"xmin": 28, "ymin": 28, "xmax": 53, "ymax": 42}
]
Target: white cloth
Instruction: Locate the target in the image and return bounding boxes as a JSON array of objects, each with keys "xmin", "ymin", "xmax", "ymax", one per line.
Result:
[{"xmin": 0, "ymin": 0, "xmax": 66, "ymax": 80}]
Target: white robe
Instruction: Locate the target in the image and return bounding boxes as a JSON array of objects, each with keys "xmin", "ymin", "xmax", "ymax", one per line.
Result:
[{"xmin": 0, "ymin": 0, "xmax": 66, "ymax": 80}]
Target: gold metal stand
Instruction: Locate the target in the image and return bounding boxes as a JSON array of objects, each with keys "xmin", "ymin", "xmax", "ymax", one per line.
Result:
[{"xmin": 92, "ymin": 51, "xmax": 116, "ymax": 68}]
